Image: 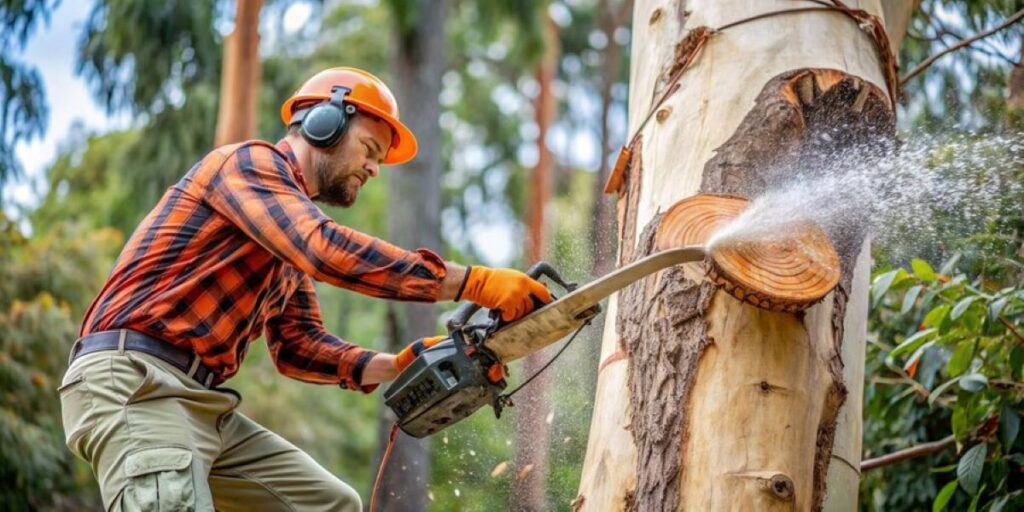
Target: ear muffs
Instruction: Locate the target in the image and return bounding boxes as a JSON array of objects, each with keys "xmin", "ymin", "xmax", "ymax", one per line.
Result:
[{"xmin": 293, "ymin": 85, "xmax": 357, "ymax": 148}]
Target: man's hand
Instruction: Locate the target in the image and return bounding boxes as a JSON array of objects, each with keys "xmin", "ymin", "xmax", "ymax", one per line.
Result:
[
  {"xmin": 457, "ymin": 266, "xmax": 552, "ymax": 322},
  {"xmin": 394, "ymin": 336, "xmax": 447, "ymax": 372}
]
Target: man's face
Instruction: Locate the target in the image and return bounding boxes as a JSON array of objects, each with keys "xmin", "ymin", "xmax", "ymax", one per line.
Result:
[{"xmin": 312, "ymin": 113, "xmax": 393, "ymax": 207}]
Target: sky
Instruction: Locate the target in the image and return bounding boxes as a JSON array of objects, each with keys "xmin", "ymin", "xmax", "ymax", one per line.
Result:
[
  {"xmin": 6, "ymin": 0, "xmax": 126, "ymax": 211},
  {"xmin": 5, "ymin": 0, "xmax": 316, "ymax": 212}
]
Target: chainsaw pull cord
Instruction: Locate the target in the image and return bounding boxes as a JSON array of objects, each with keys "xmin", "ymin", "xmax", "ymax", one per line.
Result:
[
  {"xmin": 499, "ymin": 319, "xmax": 592, "ymax": 402},
  {"xmin": 370, "ymin": 422, "xmax": 400, "ymax": 512}
]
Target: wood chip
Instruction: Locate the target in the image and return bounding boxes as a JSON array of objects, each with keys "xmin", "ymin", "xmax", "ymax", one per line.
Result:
[{"xmin": 490, "ymin": 461, "xmax": 510, "ymax": 478}]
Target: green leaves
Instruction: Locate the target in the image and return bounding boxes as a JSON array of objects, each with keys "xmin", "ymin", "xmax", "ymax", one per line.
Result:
[
  {"xmin": 890, "ymin": 328, "xmax": 937, "ymax": 358},
  {"xmin": 913, "ymin": 258, "xmax": 937, "ymax": 282},
  {"xmin": 951, "ymin": 296, "xmax": 979, "ymax": 320},
  {"xmin": 959, "ymin": 373, "xmax": 988, "ymax": 393},
  {"xmin": 872, "ymin": 270, "xmax": 901, "ymax": 308},
  {"xmin": 930, "ymin": 377, "xmax": 961, "ymax": 407},
  {"xmin": 924, "ymin": 304, "xmax": 951, "ymax": 328},
  {"xmin": 1002, "ymin": 406, "xmax": 1020, "ymax": 450},
  {"xmin": 903, "ymin": 285, "xmax": 924, "ymax": 314},
  {"xmin": 933, "ymin": 480, "xmax": 958, "ymax": 511},
  {"xmin": 957, "ymin": 443, "xmax": 987, "ymax": 495},
  {"xmin": 947, "ymin": 341, "xmax": 975, "ymax": 377}
]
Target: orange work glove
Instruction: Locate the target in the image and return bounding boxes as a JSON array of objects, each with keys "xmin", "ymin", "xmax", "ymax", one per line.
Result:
[
  {"xmin": 456, "ymin": 266, "xmax": 552, "ymax": 322},
  {"xmin": 395, "ymin": 335, "xmax": 446, "ymax": 372}
]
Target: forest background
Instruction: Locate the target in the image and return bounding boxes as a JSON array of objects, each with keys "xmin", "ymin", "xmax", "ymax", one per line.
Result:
[{"xmin": 2, "ymin": 0, "xmax": 1023, "ymax": 510}]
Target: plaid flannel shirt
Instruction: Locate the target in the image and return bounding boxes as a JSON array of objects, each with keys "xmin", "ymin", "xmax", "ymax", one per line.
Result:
[{"xmin": 80, "ymin": 139, "xmax": 447, "ymax": 391}]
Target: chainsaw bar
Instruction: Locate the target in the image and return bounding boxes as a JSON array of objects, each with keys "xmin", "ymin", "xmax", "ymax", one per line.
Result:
[{"xmin": 483, "ymin": 246, "xmax": 706, "ymax": 362}]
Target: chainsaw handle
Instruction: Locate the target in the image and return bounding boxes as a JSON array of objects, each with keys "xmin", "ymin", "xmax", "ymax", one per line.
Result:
[
  {"xmin": 447, "ymin": 301, "xmax": 481, "ymax": 332},
  {"xmin": 447, "ymin": 261, "xmax": 575, "ymax": 333},
  {"xmin": 524, "ymin": 261, "xmax": 574, "ymax": 290}
]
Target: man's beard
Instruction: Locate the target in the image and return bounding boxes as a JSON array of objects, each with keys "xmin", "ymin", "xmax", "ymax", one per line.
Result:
[{"xmin": 314, "ymin": 156, "xmax": 356, "ymax": 207}]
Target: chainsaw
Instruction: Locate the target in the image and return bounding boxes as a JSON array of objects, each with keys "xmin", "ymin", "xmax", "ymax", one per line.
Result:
[{"xmin": 383, "ymin": 246, "xmax": 706, "ymax": 438}]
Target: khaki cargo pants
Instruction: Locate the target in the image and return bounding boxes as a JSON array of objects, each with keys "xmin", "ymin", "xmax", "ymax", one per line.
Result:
[{"xmin": 59, "ymin": 349, "xmax": 361, "ymax": 511}]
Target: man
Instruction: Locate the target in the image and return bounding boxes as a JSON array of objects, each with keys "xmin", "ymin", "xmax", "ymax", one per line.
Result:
[{"xmin": 58, "ymin": 67, "xmax": 551, "ymax": 511}]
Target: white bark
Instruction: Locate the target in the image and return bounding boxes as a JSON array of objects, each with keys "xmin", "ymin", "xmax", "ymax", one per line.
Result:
[{"xmin": 577, "ymin": 1, "xmax": 910, "ymax": 510}]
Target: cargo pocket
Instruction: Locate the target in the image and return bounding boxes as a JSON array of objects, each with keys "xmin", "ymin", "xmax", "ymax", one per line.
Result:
[
  {"xmin": 121, "ymin": 446, "xmax": 198, "ymax": 511},
  {"xmin": 58, "ymin": 373, "xmax": 95, "ymax": 458}
]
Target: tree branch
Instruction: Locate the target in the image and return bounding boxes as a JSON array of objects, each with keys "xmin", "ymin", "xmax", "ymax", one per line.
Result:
[
  {"xmin": 900, "ymin": 8, "xmax": 1024, "ymax": 85},
  {"xmin": 861, "ymin": 435, "xmax": 956, "ymax": 472},
  {"xmin": 999, "ymin": 316, "xmax": 1024, "ymax": 346}
]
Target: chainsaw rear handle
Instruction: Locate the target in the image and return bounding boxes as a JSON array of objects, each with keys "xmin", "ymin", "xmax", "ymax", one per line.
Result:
[{"xmin": 446, "ymin": 261, "xmax": 573, "ymax": 333}]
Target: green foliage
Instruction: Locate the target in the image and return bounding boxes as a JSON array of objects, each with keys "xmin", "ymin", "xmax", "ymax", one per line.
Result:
[
  {"xmin": 864, "ymin": 253, "xmax": 1024, "ymax": 510},
  {"xmin": 30, "ymin": 128, "xmax": 139, "ymax": 235},
  {"xmin": 0, "ymin": 0, "xmax": 58, "ymax": 188},
  {"xmin": 0, "ymin": 212, "xmax": 120, "ymax": 509},
  {"xmin": 75, "ymin": 0, "xmax": 223, "ymax": 216},
  {"xmin": 77, "ymin": 0, "xmax": 220, "ymax": 114},
  {"xmin": 900, "ymin": 0, "xmax": 1024, "ymax": 133}
]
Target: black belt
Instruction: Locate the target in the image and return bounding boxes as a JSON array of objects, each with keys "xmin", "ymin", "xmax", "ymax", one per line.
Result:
[{"xmin": 69, "ymin": 329, "xmax": 219, "ymax": 388}]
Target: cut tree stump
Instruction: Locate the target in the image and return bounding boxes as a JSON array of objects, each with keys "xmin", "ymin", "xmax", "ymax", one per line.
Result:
[{"xmin": 655, "ymin": 193, "xmax": 840, "ymax": 312}]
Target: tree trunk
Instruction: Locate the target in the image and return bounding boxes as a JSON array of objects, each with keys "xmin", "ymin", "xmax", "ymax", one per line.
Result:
[
  {"xmin": 513, "ymin": 14, "xmax": 560, "ymax": 512},
  {"xmin": 373, "ymin": 1, "xmax": 446, "ymax": 510},
  {"xmin": 575, "ymin": 2, "xmax": 911, "ymax": 510},
  {"xmin": 214, "ymin": 0, "xmax": 261, "ymax": 146},
  {"xmin": 1007, "ymin": 34, "xmax": 1024, "ymax": 131}
]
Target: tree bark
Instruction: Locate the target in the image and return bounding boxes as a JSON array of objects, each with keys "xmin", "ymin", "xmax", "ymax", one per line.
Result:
[
  {"xmin": 373, "ymin": 1, "xmax": 447, "ymax": 510},
  {"xmin": 576, "ymin": 2, "xmax": 911, "ymax": 510},
  {"xmin": 214, "ymin": 0, "xmax": 261, "ymax": 146},
  {"xmin": 513, "ymin": 14, "xmax": 560, "ymax": 512}
]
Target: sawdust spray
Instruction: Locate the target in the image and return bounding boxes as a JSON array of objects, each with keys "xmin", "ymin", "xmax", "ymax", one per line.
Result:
[{"xmin": 706, "ymin": 134, "xmax": 1024, "ymax": 260}]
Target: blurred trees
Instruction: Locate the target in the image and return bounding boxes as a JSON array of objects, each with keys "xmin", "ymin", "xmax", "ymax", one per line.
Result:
[
  {"xmin": 900, "ymin": 0, "xmax": 1024, "ymax": 132},
  {"xmin": 861, "ymin": 2, "xmax": 1024, "ymax": 510},
  {"xmin": 77, "ymin": 0, "xmax": 222, "ymax": 218},
  {"xmin": 1, "ymin": 0, "xmax": 626, "ymax": 508},
  {"xmin": 0, "ymin": 213, "xmax": 120, "ymax": 509},
  {"xmin": 215, "ymin": 0, "xmax": 262, "ymax": 145},
  {"xmin": 0, "ymin": 0, "xmax": 58, "ymax": 191},
  {"xmin": 6, "ymin": 0, "xmax": 1022, "ymax": 510}
]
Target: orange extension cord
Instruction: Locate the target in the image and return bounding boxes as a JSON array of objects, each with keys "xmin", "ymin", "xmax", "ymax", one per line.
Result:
[{"xmin": 370, "ymin": 422, "xmax": 400, "ymax": 512}]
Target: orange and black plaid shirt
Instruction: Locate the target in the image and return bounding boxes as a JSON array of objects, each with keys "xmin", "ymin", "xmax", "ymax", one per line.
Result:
[{"xmin": 80, "ymin": 139, "xmax": 448, "ymax": 391}]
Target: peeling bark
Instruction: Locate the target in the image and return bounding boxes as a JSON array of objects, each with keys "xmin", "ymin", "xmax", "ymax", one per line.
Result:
[
  {"xmin": 617, "ymin": 69, "xmax": 892, "ymax": 511},
  {"xmin": 620, "ymin": 218, "xmax": 716, "ymax": 511},
  {"xmin": 616, "ymin": 137, "xmax": 645, "ymax": 266},
  {"xmin": 579, "ymin": 2, "xmax": 905, "ymax": 510}
]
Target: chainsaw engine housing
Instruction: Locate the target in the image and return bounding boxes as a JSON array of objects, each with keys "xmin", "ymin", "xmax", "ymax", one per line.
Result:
[{"xmin": 384, "ymin": 335, "xmax": 506, "ymax": 438}]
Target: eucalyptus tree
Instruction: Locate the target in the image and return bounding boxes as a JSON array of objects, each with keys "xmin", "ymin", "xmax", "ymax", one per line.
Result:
[{"xmin": 0, "ymin": 0, "xmax": 58, "ymax": 196}]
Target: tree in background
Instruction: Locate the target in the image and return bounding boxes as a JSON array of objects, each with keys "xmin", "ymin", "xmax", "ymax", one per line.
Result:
[
  {"xmin": 369, "ymin": 0, "xmax": 449, "ymax": 509},
  {"xmin": 514, "ymin": 10, "xmax": 560, "ymax": 512},
  {"xmin": 859, "ymin": 2, "xmax": 1024, "ymax": 509},
  {"xmin": 0, "ymin": 0, "xmax": 58, "ymax": 199},
  {"xmin": 215, "ymin": 0, "xmax": 262, "ymax": 146},
  {"xmin": 76, "ymin": 0, "xmax": 222, "ymax": 219},
  {"xmin": 0, "ymin": 213, "xmax": 121, "ymax": 509}
]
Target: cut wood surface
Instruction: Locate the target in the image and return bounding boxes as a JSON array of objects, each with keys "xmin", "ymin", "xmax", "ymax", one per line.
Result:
[{"xmin": 656, "ymin": 193, "xmax": 840, "ymax": 312}]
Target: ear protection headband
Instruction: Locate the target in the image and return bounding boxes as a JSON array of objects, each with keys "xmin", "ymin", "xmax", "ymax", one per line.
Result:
[{"xmin": 292, "ymin": 85, "xmax": 357, "ymax": 148}]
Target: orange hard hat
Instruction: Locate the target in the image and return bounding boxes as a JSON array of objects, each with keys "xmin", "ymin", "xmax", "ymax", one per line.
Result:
[{"xmin": 280, "ymin": 67, "xmax": 418, "ymax": 165}]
